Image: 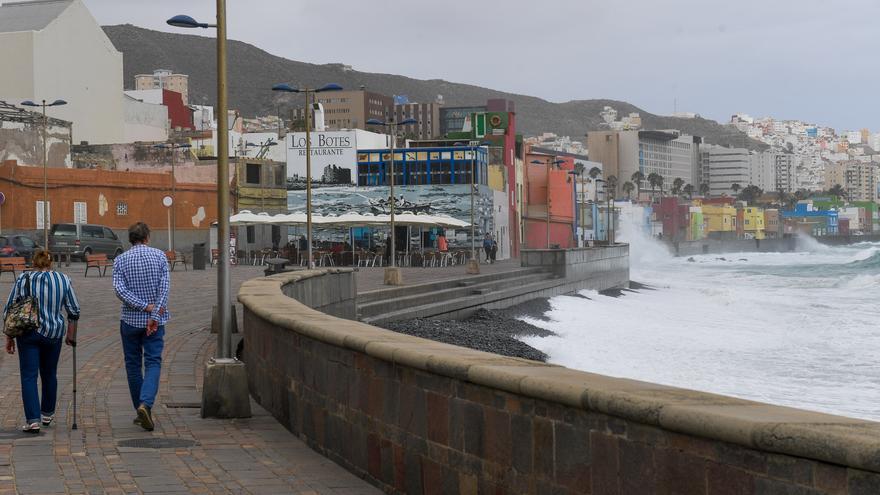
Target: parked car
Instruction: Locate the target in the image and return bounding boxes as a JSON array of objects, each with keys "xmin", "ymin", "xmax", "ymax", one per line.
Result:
[
  {"xmin": 0, "ymin": 235, "xmax": 40, "ymax": 262},
  {"xmin": 48, "ymin": 223, "xmax": 124, "ymax": 260}
]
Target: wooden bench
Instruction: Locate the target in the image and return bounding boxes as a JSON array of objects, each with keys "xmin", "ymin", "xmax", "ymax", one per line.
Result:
[
  {"xmin": 85, "ymin": 254, "xmax": 112, "ymax": 277},
  {"xmin": 0, "ymin": 257, "xmax": 29, "ymax": 279},
  {"xmin": 165, "ymin": 251, "xmax": 187, "ymax": 271}
]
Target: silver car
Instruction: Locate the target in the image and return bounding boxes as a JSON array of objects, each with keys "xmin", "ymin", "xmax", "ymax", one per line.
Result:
[{"xmin": 49, "ymin": 223, "xmax": 124, "ymax": 260}]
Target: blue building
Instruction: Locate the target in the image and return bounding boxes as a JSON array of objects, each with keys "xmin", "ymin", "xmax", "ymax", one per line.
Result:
[
  {"xmin": 781, "ymin": 202, "xmax": 838, "ymax": 236},
  {"xmin": 356, "ymin": 146, "xmax": 488, "ymax": 187}
]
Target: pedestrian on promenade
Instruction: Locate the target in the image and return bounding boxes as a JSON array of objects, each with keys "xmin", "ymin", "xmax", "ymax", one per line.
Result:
[
  {"xmin": 4, "ymin": 250, "xmax": 80, "ymax": 433},
  {"xmin": 483, "ymin": 233, "xmax": 493, "ymax": 263},
  {"xmin": 489, "ymin": 235, "xmax": 498, "ymax": 263},
  {"xmin": 112, "ymin": 222, "xmax": 169, "ymax": 432}
]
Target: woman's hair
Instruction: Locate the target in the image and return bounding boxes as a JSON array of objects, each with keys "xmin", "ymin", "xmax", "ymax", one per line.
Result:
[{"xmin": 32, "ymin": 250, "xmax": 52, "ymax": 269}]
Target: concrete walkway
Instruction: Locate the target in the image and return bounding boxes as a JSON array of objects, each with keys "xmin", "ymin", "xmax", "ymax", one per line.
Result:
[{"xmin": 0, "ymin": 263, "xmax": 379, "ymax": 495}]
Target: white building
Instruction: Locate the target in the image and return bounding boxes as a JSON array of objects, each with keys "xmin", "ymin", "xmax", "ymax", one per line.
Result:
[
  {"xmin": 701, "ymin": 145, "xmax": 750, "ymax": 197},
  {"xmin": 0, "ymin": 0, "xmax": 125, "ymax": 145}
]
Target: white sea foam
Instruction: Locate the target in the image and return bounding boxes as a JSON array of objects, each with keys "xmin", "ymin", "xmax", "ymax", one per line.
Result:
[{"xmin": 521, "ymin": 223, "xmax": 880, "ymax": 421}]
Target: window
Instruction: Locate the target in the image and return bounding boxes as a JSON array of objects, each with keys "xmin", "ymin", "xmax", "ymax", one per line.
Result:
[
  {"xmin": 51, "ymin": 224, "xmax": 76, "ymax": 236},
  {"xmin": 18, "ymin": 237, "xmax": 35, "ymax": 249},
  {"xmin": 82, "ymin": 225, "xmax": 104, "ymax": 238},
  {"xmin": 246, "ymin": 226, "xmax": 255, "ymax": 243},
  {"xmin": 103, "ymin": 228, "xmax": 118, "ymax": 240},
  {"xmin": 36, "ymin": 201, "xmax": 50, "ymax": 230},
  {"xmin": 246, "ymin": 163, "xmax": 261, "ymax": 185},
  {"xmin": 117, "ymin": 201, "xmax": 128, "ymax": 216},
  {"xmin": 74, "ymin": 201, "xmax": 87, "ymax": 224}
]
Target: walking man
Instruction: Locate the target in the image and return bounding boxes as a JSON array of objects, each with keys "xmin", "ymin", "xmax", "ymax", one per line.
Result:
[{"xmin": 112, "ymin": 222, "xmax": 169, "ymax": 431}]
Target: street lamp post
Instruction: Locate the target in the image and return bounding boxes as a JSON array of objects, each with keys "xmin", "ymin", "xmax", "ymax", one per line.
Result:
[
  {"xmin": 21, "ymin": 99, "xmax": 66, "ymax": 248},
  {"xmin": 168, "ymin": 7, "xmax": 251, "ymax": 419},
  {"xmin": 272, "ymin": 83, "xmax": 342, "ymax": 268},
  {"xmin": 456, "ymin": 141, "xmax": 490, "ymax": 273},
  {"xmin": 567, "ymin": 170, "xmax": 579, "ymax": 246},
  {"xmin": 154, "ymin": 142, "xmax": 191, "ymax": 251},
  {"xmin": 366, "ymin": 118, "xmax": 417, "ymax": 285},
  {"xmin": 530, "ymin": 159, "xmax": 565, "ymax": 249}
]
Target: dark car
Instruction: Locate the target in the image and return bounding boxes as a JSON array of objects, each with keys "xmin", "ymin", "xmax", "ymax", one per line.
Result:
[
  {"xmin": 0, "ymin": 235, "xmax": 40, "ymax": 262},
  {"xmin": 48, "ymin": 223, "xmax": 124, "ymax": 260}
]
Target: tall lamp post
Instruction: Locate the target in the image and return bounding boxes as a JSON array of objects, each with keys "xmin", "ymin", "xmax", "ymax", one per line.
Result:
[
  {"xmin": 168, "ymin": 8, "xmax": 251, "ymax": 419},
  {"xmin": 530, "ymin": 159, "xmax": 565, "ymax": 249},
  {"xmin": 366, "ymin": 118, "xmax": 417, "ymax": 285},
  {"xmin": 21, "ymin": 99, "xmax": 66, "ymax": 248},
  {"xmin": 455, "ymin": 141, "xmax": 490, "ymax": 273},
  {"xmin": 271, "ymin": 83, "xmax": 342, "ymax": 268},
  {"xmin": 154, "ymin": 142, "xmax": 191, "ymax": 251},
  {"xmin": 567, "ymin": 170, "xmax": 580, "ymax": 247}
]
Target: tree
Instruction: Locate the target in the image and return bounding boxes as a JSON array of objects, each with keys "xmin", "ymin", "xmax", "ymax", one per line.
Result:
[
  {"xmin": 606, "ymin": 175, "xmax": 618, "ymax": 199},
  {"xmin": 672, "ymin": 177, "xmax": 685, "ymax": 196},
  {"xmin": 683, "ymin": 183, "xmax": 695, "ymax": 199},
  {"xmin": 588, "ymin": 166, "xmax": 601, "ymax": 179},
  {"xmin": 631, "ymin": 171, "xmax": 645, "ymax": 200},
  {"xmin": 647, "ymin": 172, "xmax": 664, "ymax": 198},
  {"xmin": 737, "ymin": 185, "xmax": 763, "ymax": 204},
  {"xmin": 699, "ymin": 183, "xmax": 710, "ymax": 197},
  {"xmin": 828, "ymin": 184, "xmax": 846, "ymax": 198},
  {"xmin": 622, "ymin": 181, "xmax": 635, "ymax": 199},
  {"xmin": 731, "ymin": 183, "xmax": 742, "ymax": 195},
  {"xmin": 573, "ymin": 162, "xmax": 585, "ymax": 176}
]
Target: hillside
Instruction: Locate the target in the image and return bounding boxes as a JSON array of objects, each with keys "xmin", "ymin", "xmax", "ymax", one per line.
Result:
[{"xmin": 103, "ymin": 24, "xmax": 766, "ymax": 150}]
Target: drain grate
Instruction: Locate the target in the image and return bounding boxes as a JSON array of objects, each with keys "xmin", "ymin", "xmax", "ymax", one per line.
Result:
[
  {"xmin": 118, "ymin": 438, "xmax": 199, "ymax": 449},
  {"xmin": 164, "ymin": 402, "xmax": 201, "ymax": 409}
]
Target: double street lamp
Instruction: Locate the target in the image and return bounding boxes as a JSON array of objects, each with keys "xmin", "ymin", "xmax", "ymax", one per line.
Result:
[
  {"xmin": 530, "ymin": 158, "xmax": 565, "ymax": 249},
  {"xmin": 21, "ymin": 99, "xmax": 67, "ymax": 248},
  {"xmin": 153, "ymin": 142, "xmax": 191, "ymax": 251},
  {"xmin": 271, "ymin": 83, "xmax": 342, "ymax": 268},
  {"xmin": 366, "ymin": 118, "xmax": 417, "ymax": 285}
]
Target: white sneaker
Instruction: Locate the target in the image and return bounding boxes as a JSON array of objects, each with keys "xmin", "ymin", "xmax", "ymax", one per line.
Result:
[
  {"xmin": 21, "ymin": 422, "xmax": 40, "ymax": 434},
  {"xmin": 41, "ymin": 414, "xmax": 54, "ymax": 427}
]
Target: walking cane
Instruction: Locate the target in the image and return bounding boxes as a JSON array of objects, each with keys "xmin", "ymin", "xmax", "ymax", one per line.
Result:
[{"xmin": 68, "ymin": 322, "xmax": 78, "ymax": 431}]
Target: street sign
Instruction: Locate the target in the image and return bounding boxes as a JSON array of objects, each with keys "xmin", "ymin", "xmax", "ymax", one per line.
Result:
[
  {"xmin": 0, "ymin": 192, "xmax": 6, "ymax": 205},
  {"xmin": 162, "ymin": 196, "xmax": 173, "ymax": 207}
]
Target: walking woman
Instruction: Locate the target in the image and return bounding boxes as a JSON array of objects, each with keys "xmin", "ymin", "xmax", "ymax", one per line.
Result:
[{"xmin": 4, "ymin": 250, "xmax": 80, "ymax": 433}]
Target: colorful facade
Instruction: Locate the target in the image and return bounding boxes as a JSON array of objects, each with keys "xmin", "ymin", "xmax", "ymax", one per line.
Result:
[
  {"xmin": 701, "ymin": 204, "xmax": 737, "ymax": 239},
  {"xmin": 740, "ymin": 206, "xmax": 766, "ymax": 240}
]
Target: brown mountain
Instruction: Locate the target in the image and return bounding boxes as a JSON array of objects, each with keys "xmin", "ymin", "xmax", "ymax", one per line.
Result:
[{"xmin": 103, "ymin": 24, "xmax": 765, "ymax": 150}]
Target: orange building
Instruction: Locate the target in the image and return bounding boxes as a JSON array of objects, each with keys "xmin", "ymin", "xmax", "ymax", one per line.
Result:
[
  {"xmin": 523, "ymin": 151, "xmax": 576, "ymax": 249},
  {"xmin": 0, "ymin": 160, "xmax": 219, "ymax": 248}
]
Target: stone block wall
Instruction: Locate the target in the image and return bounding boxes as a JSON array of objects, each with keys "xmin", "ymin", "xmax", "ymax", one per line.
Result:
[
  {"xmin": 521, "ymin": 245, "xmax": 630, "ymax": 290},
  {"xmin": 240, "ymin": 271, "xmax": 880, "ymax": 495}
]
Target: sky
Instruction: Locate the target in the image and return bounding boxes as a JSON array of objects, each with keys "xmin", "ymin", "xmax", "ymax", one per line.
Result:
[{"xmin": 81, "ymin": 0, "xmax": 880, "ymax": 132}]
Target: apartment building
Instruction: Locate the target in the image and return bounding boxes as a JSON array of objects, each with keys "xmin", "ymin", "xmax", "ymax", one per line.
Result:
[
  {"xmin": 135, "ymin": 69, "xmax": 189, "ymax": 105},
  {"xmin": 700, "ymin": 145, "xmax": 750, "ymax": 197},
  {"xmin": 394, "ymin": 102, "xmax": 441, "ymax": 139},
  {"xmin": 824, "ymin": 161, "xmax": 879, "ymax": 202},
  {"xmin": 293, "ymin": 89, "xmax": 393, "ymax": 131}
]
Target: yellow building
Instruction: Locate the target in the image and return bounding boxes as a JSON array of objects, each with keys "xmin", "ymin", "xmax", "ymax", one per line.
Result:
[
  {"xmin": 701, "ymin": 204, "xmax": 737, "ymax": 234},
  {"xmin": 741, "ymin": 206, "xmax": 765, "ymax": 239},
  {"xmin": 488, "ymin": 164, "xmax": 506, "ymax": 192}
]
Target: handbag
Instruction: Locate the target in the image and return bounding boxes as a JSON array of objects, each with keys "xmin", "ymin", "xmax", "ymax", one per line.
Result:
[{"xmin": 4, "ymin": 273, "xmax": 41, "ymax": 338}]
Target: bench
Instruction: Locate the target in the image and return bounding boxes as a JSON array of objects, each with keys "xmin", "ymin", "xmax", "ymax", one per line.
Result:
[
  {"xmin": 85, "ymin": 254, "xmax": 112, "ymax": 277},
  {"xmin": 165, "ymin": 251, "xmax": 187, "ymax": 271},
  {"xmin": 0, "ymin": 257, "xmax": 29, "ymax": 279}
]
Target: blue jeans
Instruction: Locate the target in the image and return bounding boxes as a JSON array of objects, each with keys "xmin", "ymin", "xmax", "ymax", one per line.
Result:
[
  {"xmin": 17, "ymin": 332, "xmax": 63, "ymax": 424},
  {"xmin": 120, "ymin": 321, "xmax": 165, "ymax": 410}
]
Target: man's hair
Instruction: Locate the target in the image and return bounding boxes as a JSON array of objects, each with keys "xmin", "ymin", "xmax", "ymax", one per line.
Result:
[{"xmin": 129, "ymin": 222, "xmax": 150, "ymax": 244}]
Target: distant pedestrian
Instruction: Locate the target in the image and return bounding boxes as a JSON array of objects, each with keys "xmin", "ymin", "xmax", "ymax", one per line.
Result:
[
  {"xmin": 4, "ymin": 250, "xmax": 80, "ymax": 433},
  {"xmin": 482, "ymin": 234, "xmax": 493, "ymax": 263},
  {"xmin": 437, "ymin": 232, "xmax": 448, "ymax": 252},
  {"xmin": 112, "ymin": 222, "xmax": 169, "ymax": 432},
  {"xmin": 490, "ymin": 236, "xmax": 498, "ymax": 263}
]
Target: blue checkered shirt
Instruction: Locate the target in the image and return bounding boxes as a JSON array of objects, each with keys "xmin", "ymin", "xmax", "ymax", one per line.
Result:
[
  {"xmin": 4, "ymin": 270, "xmax": 80, "ymax": 340},
  {"xmin": 112, "ymin": 244, "xmax": 170, "ymax": 328}
]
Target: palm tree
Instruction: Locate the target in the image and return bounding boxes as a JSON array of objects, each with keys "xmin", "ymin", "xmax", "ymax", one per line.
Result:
[
  {"xmin": 683, "ymin": 183, "xmax": 694, "ymax": 199},
  {"xmin": 588, "ymin": 166, "xmax": 601, "ymax": 180},
  {"xmin": 647, "ymin": 173, "xmax": 663, "ymax": 199},
  {"xmin": 622, "ymin": 181, "xmax": 635, "ymax": 200},
  {"xmin": 631, "ymin": 171, "xmax": 645, "ymax": 200},
  {"xmin": 828, "ymin": 184, "xmax": 845, "ymax": 198},
  {"xmin": 606, "ymin": 175, "xmax": 618, "ymax": 199},
  {"xmin": 573, "ymin": 162, "xmax": 585, "ymax": 177},
  {"xmin": 672, "ymin": 177, "xmax": 684, "ymax": 197},
  {"xmin": 699, "ymin": 183, "xmax": 710, "ymax": 197},
  {"xmin": 731, "ymin": 183, "xmax": 742, "ymax": 196}
]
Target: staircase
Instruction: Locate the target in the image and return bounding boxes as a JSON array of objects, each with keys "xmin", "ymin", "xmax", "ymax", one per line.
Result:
[{"xmin": 358, "ymin": 267, "xmax": 560, "ymax": 325}]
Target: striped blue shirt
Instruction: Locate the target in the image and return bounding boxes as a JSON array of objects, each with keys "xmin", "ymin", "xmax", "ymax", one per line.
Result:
[
  {"xmin": 4, "ymin": 270, "xmax": 81, "ymax": 340},
  {"xmin": 112, "ymin": 244, "xmax": 170, "ymax": 328}
]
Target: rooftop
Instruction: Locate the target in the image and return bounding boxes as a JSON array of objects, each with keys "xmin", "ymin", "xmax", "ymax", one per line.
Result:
[{"xmin": 0, "ymin": 0, "xmax": 72, "ymax": 33}]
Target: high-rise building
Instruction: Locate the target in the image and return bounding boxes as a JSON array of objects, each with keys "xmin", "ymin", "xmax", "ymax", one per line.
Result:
[
  {"xmin": 700, "ymin": 145, "xmax": 751, "ymax": 197},
  {"xmin": 586, "ymin": 129, "xmax": 701, "ymax": 197},
  {"xmin": 134, "ymin": 69, "xmax": 189, "ymax": 105},
  {"xmin": 824, "ymin": 161, "xmax": 878, "ymax": 202}
]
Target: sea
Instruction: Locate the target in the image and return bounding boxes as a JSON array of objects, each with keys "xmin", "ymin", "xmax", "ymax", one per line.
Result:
[{"xmin": 518, "ymin": 223, "xmax": 880, "ymax": 422}]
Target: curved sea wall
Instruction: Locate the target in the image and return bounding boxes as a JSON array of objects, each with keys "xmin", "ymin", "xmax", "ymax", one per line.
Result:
[{"xmin": 240, "ymin": 269, "xmax": 880, "ymax": 494}]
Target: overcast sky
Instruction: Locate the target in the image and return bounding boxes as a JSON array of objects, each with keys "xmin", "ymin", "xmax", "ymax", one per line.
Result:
[{"xmin": 81, "ymin": 0, "xmax": 880, "ymax": 132}]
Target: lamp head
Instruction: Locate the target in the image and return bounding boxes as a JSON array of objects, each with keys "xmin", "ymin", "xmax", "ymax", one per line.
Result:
[
  {"xmin": 366, "ymin": 118, "xmax": 385, "ymax": 126},
  {"xmin": 398, "ymin": 118, "xmax": 418, "ymax": 126},
  {"xmin": 20, "ymin": 100, "xmax": 38, "ymax": 107},
  {"xmin": 166, "ymin": 14, "xmax": 207, "ymax": 28},
  {"xmin": 317, "ymin": 83, "xmax": 343, "ymax": 92},
  {"xmin": 48, "ymin": 99, "xmax": 67, "ymax": 107},
  {"xmin": 271, "ymin": 83, "xmax": 299, "ymax": 93}
]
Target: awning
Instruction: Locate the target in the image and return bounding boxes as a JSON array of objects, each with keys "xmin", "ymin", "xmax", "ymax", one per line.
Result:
[{"xmin": 230, "ymin": 210, "xmax": 470, "ymax": 228}]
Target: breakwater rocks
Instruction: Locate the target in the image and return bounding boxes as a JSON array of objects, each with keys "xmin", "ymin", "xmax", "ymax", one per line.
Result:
[{"xmin": 382, "ymin": 308, "xmax": 554, "ymax": 362}]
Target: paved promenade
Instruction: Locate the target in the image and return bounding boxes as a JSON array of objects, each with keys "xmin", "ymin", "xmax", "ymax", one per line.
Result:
[{"xmin": 0, "ymin": 263, "xmax": 379, "ymax": 495}]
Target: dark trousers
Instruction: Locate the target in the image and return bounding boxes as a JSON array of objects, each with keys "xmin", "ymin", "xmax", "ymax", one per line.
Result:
[{"xmin": 17, "ymin": 332, "xmax": 63, "ymax": 424}]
